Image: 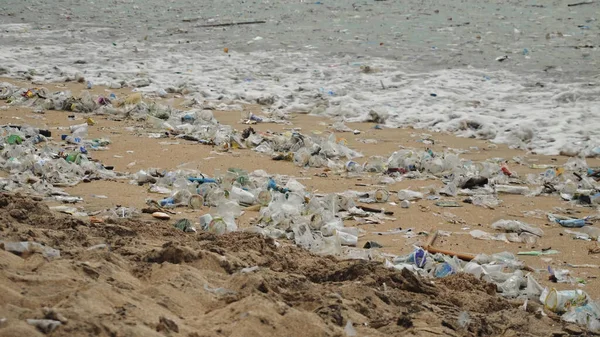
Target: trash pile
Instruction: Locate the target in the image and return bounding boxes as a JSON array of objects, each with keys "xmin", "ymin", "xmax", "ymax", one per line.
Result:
[
  {"xmin": 4, "ymin": 82, "xmax": 600, "ymax": 333},
  {"xmin": 132, "ymin": 166, "xmax": 377, "ymax": 254},
  {"xmin": 386, "ymin": 244, "xmax": 600, "ymax": 333},
  {"xmin": 127, "ymin": 139, "xmax": 600, "ymax": 334},
  {"xmin": 346, "ymin": 149, "xmax": 600, "ymax": 215},
  {"xmin": 0, "ymin": 122, "xmax": 119, "ymax": 201},
  {"xmin": 1, "ymin": 82, "xmax": 365, "ymax": 167}
]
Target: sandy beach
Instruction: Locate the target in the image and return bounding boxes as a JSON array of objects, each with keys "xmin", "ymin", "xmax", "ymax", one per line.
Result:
[{"xmin": 1, "ymin": 76, "xmax": 600, "ymax": 335}]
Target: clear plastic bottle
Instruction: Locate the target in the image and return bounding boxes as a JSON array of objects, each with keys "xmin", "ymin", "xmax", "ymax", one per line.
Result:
[
  {"xmin": 495, "ymin": 185, "xmax": 529, "ymax": 195},
  {"xmin": 397, "ymin": 189, "xmax": 424, "ymax": 201},
  {"xmin": 230, "ymin": 186, "xmax": 256, "ymax": 205}
]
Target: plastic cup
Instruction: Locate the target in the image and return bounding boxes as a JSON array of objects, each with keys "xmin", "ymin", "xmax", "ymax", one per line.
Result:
[
  {"xmin": 188, "ymin": 195, "xmax": 204, "ymax": 209},
  {"xmin": 374, "ymin": 189, "xmax": 389, "ymax": 203},
  {"xmin": 545, "ymin": 289, "xmax": 587, "ymax": 313},
  {"xmin": 257, "ymin": 190, "xmax": 272, "ymax": 206}
]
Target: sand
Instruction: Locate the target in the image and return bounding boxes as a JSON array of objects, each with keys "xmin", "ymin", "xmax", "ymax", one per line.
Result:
[
  {"xmin": 0, "ymin": 193, "xmax": 580, "ymax": 336},
  {"xmin": 1, "ymin": 78, "xmax": 600, "ymax": 335}
]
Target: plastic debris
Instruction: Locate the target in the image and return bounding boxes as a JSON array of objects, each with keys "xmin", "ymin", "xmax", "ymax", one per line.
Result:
[
  {"xmin": 491, "ymin": 220, "xmax": 544, "ymax": 237},
  {"xmin": 517, "ymin": 250, "xmax": 559, "ymax": 256},
  {"xmin": 26, "ymin": 319, "xmax": 62, "ymax": 334},
  {"xmin": 363, "ymin": 241, "xmax": 383, "ymax": 249},
  {"xmin": 174, "ymin": 219, "xmax": 196, "ymax": 232},
  {"xmin": 344, "ymin": 320, "xmax": 357, "ymax": 337},
  {"xmin": 2, "ymin": 241, "xmax": 60, "ymax": 259}
]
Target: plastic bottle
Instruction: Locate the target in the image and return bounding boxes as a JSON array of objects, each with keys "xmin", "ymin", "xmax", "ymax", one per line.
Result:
[
  {"xmin": 556, "ymin": 218, "xmax": 586, "ymax": 228},
  {"xmin": 397, "ymin": 189, "xmax": 424, "ymax": 201},
  {"xmin": 491, "ymin": 219, "xmax": 544, "ymax": 236},
  {"xmin": 495, "ymin": 185, "xmax": 529, "ymax": 195},
  {"xmin": 230, "ymin": 186, "xmax": 256, "ymax": 205}
]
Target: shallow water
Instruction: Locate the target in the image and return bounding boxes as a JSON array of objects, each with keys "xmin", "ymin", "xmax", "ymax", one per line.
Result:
[{"xmin": 1, "ymin": 0, "xmax": 599, "ymax": 155}]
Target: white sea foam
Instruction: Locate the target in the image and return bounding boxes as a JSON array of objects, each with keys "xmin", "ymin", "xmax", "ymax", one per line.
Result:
[{"xmin": 0, "ymin": 0, "xmax": 599, "ymax": 157}]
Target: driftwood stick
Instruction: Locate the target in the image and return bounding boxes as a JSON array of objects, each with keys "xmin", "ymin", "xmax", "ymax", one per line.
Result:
[
  {"xmin": 422, "ymin": 230, "xmax": 535, "ymax": 272},
  {"xmin": 356, "ymin": 205, "xmax": 394, "ymax": 215},
  {"xmin": 142, "ymin": 207, "xmax": 176, "ymax": 215},
  {"xmin": 423, "ymin": 231, "xmax": 475, "ymax": 260},
  {"xmin": 567, "ymin": 1, "xmax": 594, "ymax": 6},
  {"xmin": 425, "ymin": 229, "xmax": 439, "ymax": 248},
  {"xmin": 196, "ymin": 20, "xmax": 267, "ymax": 28},
  {"xmin": 424, "ymin": 245, "xmax": 477, "ymax": 261}
]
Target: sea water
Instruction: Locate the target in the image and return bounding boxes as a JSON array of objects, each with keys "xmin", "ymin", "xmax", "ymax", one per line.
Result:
[{"xmin": 0, "ymin": 0, "xmax": 598, "ymax": 155}]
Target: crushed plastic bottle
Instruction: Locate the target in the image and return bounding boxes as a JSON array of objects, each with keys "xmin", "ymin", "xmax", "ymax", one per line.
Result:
[
  {"xmin": 491, "ymin": 220, "xmax": 544, "ymax": 237},
  {"xmin": 470, "ymin": 194, "xmax": 501, "ymax": 208},
  {"xmin": 397, "ymin": 189, "xmax": 424, "ymax": 201},
  {"xmin": 495, "ymin": 185, "xmax": 530, "ymax": 195}
]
